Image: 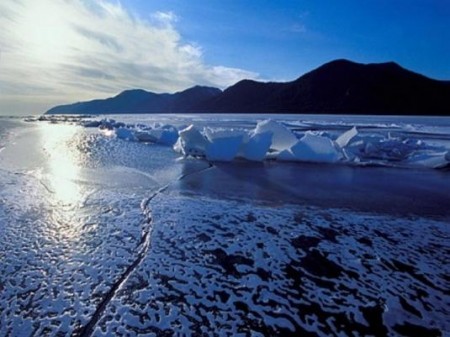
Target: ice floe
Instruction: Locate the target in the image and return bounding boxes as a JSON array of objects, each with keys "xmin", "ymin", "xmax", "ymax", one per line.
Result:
[
  {"xmin": 335, "ymin": 126, "xmax": 358, "ymax": 148},
  {"xmin": 135, "ymin": 125, "xmax": 178, "ymax": 145},
  {"xmin": 254, "ymin": 119, "xmax": 298, "ymax": 151},
  {"xmin": 406, "ymin": 151, "xmax": 449, "ymax": 169},
  {"xmin": 176, "ymin": 124, "xmax": 210, "ymax": 157},
  {"xmin": 279, "ymin": 132, "xmax": 343, "ymax": 163},
  {"xmin": 115, "ymin": 127, "xmax": 136, "ymax": 141},
  {"xmin": 204, "ymin": 128, "xmax": 245, "ymax": 161},
  {"xmin": 28, "ymin": 115, "xmax": 450, "ymax": 169},
  {"xmin": 239, "ymin": 131, "xmax": 273, "ymax": 161}
]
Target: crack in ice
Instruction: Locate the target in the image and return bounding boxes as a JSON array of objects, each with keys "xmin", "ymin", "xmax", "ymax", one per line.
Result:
[{"xmin": 74, "ymin": 162, "xmax": 213, "ymax": 337}]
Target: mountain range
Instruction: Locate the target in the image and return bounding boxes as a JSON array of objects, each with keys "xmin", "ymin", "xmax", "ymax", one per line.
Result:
[{"xmin": 46, "ymin": 59, "xmax": 450, "ymax": 115}]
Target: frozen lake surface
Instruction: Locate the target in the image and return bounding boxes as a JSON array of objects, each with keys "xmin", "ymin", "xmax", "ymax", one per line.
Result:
[{"xmin": 0, "ymin": 114, "xmax": 449, "ymax": 336}]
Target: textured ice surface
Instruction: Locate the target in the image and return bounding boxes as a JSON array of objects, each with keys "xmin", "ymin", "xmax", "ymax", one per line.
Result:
[
  {"xmin": 93, "ymin": 191, "xmax": 450, "ymax": 336},
  {"xmin": 0, "ymin": 169, "xmax": 145, "ymax": 336},
  {"xmin": 2, "ymin": 114, "xmax": 449, "ymax": 336},
  {"xmin": 0, "ymin": 121, "xmax": 204, "ymax": 336}
]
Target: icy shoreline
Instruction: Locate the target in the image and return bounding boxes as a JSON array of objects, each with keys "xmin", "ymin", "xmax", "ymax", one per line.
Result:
[
  {"xmin": 1, "ymin": 116, "xmax": 449, "ymax": 336},
  {"xmin": 28, "ymin": 114, "xmax": 450, "ymax": 169}
]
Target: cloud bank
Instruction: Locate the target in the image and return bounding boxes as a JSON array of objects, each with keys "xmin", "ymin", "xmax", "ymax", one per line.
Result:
[{"xmin": 0, "ymin": 0, "xmax": 259, "ymax": 114}]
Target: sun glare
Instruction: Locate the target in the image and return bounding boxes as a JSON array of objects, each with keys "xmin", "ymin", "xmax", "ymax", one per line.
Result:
[
  {"xmin": 40, "ymin": 124, "xmax": 82, "ymax": 206},
  {"xmin": 17, "ymin": 1, "xmax": 77, "ymax": 66}
]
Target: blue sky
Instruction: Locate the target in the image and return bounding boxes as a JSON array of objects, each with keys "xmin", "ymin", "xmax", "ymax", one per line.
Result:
[
  {"xmin": 0, "ymin": 0, "xmax": 449, "ymax": 114},
  {"xmin": 128, "ymin": 0, "xmax": 450, "ymax": 81}
]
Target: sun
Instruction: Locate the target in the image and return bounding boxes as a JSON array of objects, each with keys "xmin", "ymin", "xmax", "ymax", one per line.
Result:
[{"xmin": 14, "ymin": 1, "xmax": 78, "ymax": 67}]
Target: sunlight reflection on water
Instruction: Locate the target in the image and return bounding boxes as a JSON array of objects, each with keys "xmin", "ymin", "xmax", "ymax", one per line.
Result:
[{"xmin": 40, "ymin": 124, "xmax": 82, "ymax": 207}]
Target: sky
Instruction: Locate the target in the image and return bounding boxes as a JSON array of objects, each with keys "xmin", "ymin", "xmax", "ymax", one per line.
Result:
[{"xmin": 0, "ymin": 0, "xmax": 449, "ymax": 115}]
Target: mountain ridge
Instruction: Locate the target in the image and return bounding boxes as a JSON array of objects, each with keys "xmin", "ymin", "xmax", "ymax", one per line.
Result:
[{"xmin": 46, "ymin": 59, "xmax": 450, "ymax": 115}]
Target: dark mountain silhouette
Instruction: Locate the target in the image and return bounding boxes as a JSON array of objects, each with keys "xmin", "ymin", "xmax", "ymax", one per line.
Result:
[
  {"xmin": 46, "ymin": 59, "xmax": 450, "ymax": 115},
  {"xmin": 198, "ymin": 59, "xmax": 450, "ymax": 114},
  {"xmin": 46, "ymin": 86, "xmax": 222, "ymax": 114}
]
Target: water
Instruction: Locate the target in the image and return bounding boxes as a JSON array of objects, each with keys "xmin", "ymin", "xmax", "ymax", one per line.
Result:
[{"xmin": 0, "ymin": 114, "xmax": 449, "ymax": 336}]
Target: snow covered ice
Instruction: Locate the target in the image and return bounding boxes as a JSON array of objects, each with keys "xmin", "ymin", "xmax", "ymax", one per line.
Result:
[
  {"xmin": 1, "ymin": 114, "xmax": 450, "ymax": 336},
  {"xmin": 70, "ymin": 115, "xmax": 450, "ymax": 168},
  {"xmin": 31, "ymin": 114, "xmax": 450, "ymax": 168}
]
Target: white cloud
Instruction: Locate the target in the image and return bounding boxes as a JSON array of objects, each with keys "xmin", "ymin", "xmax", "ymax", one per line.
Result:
[
  {"xmin": 152, "ymin": 11, "xmax": 178, "ymax": 25},
  {"xmin": 0, "ymin": 0, "xmax": 259, "ymax": 114},
  {"xmin": 207, "ymin": 66, "xmax": 261, "ymax": 87}
]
